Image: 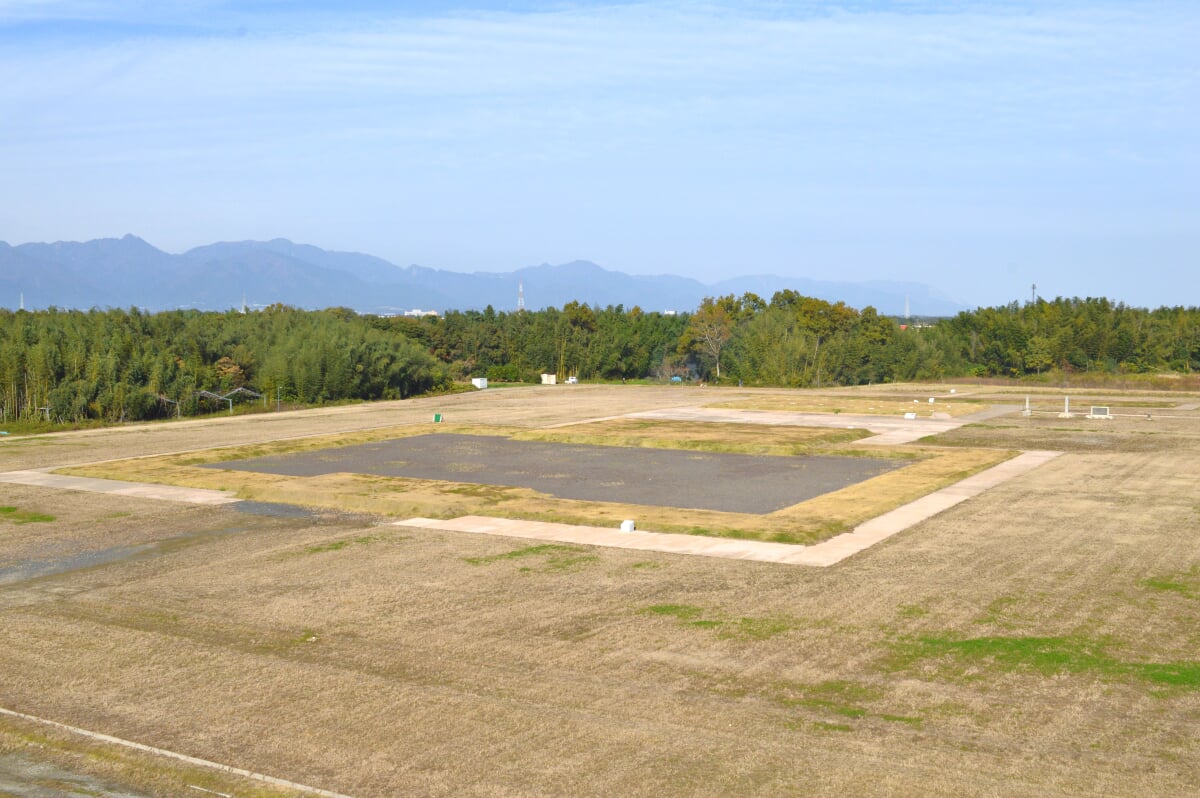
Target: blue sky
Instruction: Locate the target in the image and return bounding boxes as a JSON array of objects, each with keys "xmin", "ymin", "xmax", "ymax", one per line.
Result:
[{"xmin": 1, "ymin": 1, "xmax": 1196, "ymax": 309}]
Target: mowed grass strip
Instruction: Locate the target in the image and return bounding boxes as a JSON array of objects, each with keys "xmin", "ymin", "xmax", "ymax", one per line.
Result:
[{"xmin": 57, "ymin": 422, "xmax": 1011, "ymax": 546}]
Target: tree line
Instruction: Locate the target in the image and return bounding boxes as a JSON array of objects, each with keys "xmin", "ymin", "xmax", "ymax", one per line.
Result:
[
  {"xmin": 0, "ymin": 305, "xmax": 444, "ymax": 424},
  {"xmin": 411, "ymin": 293, "xmax": 1200, "ymax": 387},
  {"xmin": 1, "ymin": 294, "xmax": 1197, "ymax": 425}
]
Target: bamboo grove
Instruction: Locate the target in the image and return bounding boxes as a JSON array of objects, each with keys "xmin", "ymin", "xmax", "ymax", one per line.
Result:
[{"xmin": 1, "ymin": 293, "xmax": 1198, "ymax": 424}]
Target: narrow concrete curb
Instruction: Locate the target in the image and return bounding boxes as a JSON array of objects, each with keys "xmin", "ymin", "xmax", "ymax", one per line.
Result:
[
  {"xmin": 396, "ymin": 450, "xmax": 1062, "ymax": 567},
  {"xmin": 0, "ymin": 707, "xmax": 355, "ymax": 798},
  {"xmin": 0, "ymin": 470, "xmax": 240, "ymax": 505},
  {"xmin": 395, "ymin": 515, "xmax": 821, "ymax": 564}
]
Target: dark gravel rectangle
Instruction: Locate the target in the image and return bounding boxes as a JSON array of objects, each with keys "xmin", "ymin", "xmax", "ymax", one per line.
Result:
[{"xmin": 211, "ymin": 434, "xmax": 905, "ymax": 515}]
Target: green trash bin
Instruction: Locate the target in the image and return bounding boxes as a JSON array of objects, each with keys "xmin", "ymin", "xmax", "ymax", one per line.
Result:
[{"xmin": 433, "ymin": 413, "xmax": 442, "ymax": 423}]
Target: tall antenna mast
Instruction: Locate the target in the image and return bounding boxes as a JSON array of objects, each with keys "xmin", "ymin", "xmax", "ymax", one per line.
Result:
[
  {"xmin": 19, "ymin": 292, "xmax": 24, "ymax": 311},
  {"xmin": 517, "ymin": 280, "xmax": 525, "ymax": 312},
  {"xmin": 1031, "ymin": 283, "xmax": 1037, "ymax": 305},
  {"xmin": 904, "ymin": 294, "xmax": 910, "ymax": 321}
]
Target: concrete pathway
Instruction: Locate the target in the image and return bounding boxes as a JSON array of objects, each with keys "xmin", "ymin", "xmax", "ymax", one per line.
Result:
[
  {"xmin": 0, "ymin": 469, "xmax": 239, "ymax": 505},
  {"xmin": 396, "ymin": 450, "xmax": 1062, "ymax": 567}
]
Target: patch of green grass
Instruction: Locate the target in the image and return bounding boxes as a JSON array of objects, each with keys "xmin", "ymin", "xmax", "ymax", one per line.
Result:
[
  {"xmin": 720, "ymin": 616, "xmax": 798, "ymax": 641},
  {"xmin": 889, "ymin": 634, "xmax": 1200, "ymax": 690},
  {"xmin": 630, "ymin": 561, "xmax": 663, "ymax": 570},
  {"xmin": 466, "ymin": 543, "xmax": 598, "ymax": 572},
  {"xmin": 641, "ymin": 605, "xmax": 797, "ymax": 639},
  {"xmin": 464, "ymin": 543, "xmax": 574, "ymax": 565},
  {"xmin": 896, "ymin": 604, "xmax": 928, "ymax": 619},
  {"xmin": 0, "ymin": 506, "xmax": 55, "ymax": 524},
  {"xmin": 880, "ymin": 714, "xmax": 923, "ymax": 726},
  {"xmin": 779, "ymin": 679, "xmax": 881, "ymax": 718},
  {"xmin": 1142, "ymin": 578, "xmax": 1194, "ymax": 596},
  {"xmin": 1134, "ymin": 662, "xmax": 1200, "ymax": 687},
  {"xmin": 768, "ymin": 526, "xmax": 846, "ymax": 544},
  {"xmin": 303, "ymin": 534, "xmax": 401, "ymax": 554},
  {"xmin": 892, "ymin": 635, "xmax": 1113, "ymax": 678},
  {"xmin": 642, "ymin": 603, "xmax": 705, "ymax": 620},
  {"xmin": 519, "ymin": 552, "xmax": 599, "ymax": 573},
  {"xmin": 1141, "ymin": 573, "xmax": 1199, "ymax": 600},
  {"xmin": 811, "ymin": 721, "xmax": 854, "ymax": 732}
]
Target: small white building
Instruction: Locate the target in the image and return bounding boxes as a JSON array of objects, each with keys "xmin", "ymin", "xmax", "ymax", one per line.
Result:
[
  {"xmin": 471, "ymin": 377, "xmax": 488, "ymax": 390},
  {"xmin": 541, "ymin": 373, "xmax": 557, "ymax": 385}
]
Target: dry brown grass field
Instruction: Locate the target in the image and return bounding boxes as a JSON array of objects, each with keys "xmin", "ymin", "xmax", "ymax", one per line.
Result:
[{"xmin": 2, "ymin": 383, "xmax": 1199, "ymax": 797}]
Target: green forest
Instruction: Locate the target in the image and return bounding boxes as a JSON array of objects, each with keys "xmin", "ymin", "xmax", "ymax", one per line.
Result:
[{"xmin": 2, "ymin": 293, "xmax": 1199, "ymax": 427}]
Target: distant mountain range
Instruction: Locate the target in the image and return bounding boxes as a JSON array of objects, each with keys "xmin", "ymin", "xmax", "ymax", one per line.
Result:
[{"xmin": 0, "ymin": 235, "xmax": 967, "ymax": 316}]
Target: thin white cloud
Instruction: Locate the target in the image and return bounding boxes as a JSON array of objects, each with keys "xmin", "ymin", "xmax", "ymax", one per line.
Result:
[{"xmin": 1, "ymin": 1, "xmax": 1196, "ymax": 305}]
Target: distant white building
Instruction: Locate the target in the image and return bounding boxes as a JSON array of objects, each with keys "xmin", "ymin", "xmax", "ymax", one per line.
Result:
[{"xmin": 404, "ymin": 309, "xmax": 440, "ymax": 317}]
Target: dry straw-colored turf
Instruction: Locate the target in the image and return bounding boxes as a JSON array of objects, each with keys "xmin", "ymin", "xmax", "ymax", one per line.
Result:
[
  {"xmin": 711, "ymin": 393, "xmax": 987, "ymax": 417},
  {"xmin": 3, "ymin": 384, "xmax": 1200, "ymax": 797}
]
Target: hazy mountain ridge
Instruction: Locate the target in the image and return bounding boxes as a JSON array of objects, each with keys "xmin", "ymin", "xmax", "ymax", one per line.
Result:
[{"xmin": 0, "ymin": 235, "xmax": 967, "ymax": 316}]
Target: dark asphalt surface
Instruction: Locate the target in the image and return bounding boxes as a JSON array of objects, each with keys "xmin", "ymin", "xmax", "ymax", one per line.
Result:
[{"xmin": 212, "ymin": 434, "xmax": 904, "ymax": 514}]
